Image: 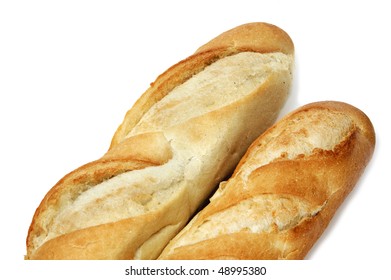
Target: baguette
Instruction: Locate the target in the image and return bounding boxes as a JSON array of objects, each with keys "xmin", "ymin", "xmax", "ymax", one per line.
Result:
[
  {"xmin": 26, "ymin": 22, "xmax": 294, "ymax": 259},
  {"xmin": 159, "ymin": 101, "xmax": 375, "ymax": 260}
]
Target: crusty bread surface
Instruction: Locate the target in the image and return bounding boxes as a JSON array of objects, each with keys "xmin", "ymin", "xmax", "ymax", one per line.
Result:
[
  {"xmin": 158, "ymin": 101, "xmax": 375, "ymax": 260},
  {"xmin": 26, "ymin": 22, "xmax": 294, "ymax": 259}
]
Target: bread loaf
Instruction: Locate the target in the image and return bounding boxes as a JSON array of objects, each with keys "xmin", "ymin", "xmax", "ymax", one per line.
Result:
[
  {"xmin": 26, "ymin": 22, "xmax": 294, "ymax": 259},
  {"xmin": 158, "ymin": 101, "xmax": 375, "ymax": 260}
]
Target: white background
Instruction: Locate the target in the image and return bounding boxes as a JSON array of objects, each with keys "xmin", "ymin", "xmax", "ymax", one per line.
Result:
[{"xmin": 1, "ymin": 0, "xmax": 390, "ymax": 278}]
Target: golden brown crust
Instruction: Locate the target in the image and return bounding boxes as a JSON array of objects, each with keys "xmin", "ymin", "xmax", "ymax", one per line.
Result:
[
  {"xmin": 196, "ymin": 22, "xmax": 294, "ymax": 55},
  {"xmin": 26, "ymin": 22, "xmax": 294, "ymax": 259},
  {"xmin": 159, "ymin": 101, "xmax": 375, "ymax": 260}
]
